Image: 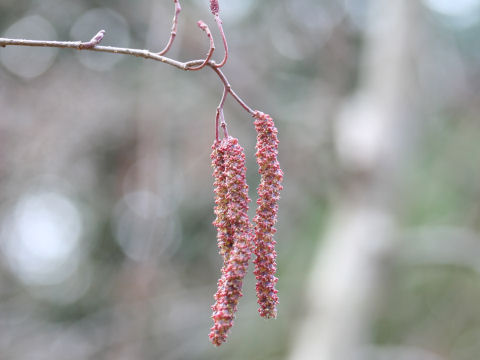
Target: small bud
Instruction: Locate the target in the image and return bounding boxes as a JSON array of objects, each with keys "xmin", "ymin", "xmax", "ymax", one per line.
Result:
[
  {"xmin": 79, "ymin": 29, "xmax": 105, "ymax": 49},
  {"xmin": 91, "ymin": 29, "xmax": 105, "ymax": 44},
  {"xmin": 210, "ymin": 0, "xmax": 220, "ymax": 15}
]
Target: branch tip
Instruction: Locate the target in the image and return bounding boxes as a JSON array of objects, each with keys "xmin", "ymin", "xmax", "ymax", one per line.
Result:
[
  {"xmin": 187, "ymin": 21, "xmax": 215, "ymax": 71},
  {"xmin": 213, "ymin": 15, "xmax": 228, "ymax": 68},
  {"xmin": 158, "ymin": 0, "xmax": 182, "ymax": 55}
]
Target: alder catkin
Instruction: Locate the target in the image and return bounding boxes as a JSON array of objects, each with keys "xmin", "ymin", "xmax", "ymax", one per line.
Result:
[
  {"xmin": 211, "ymin": 140, "xmax": 234, "ymax": 258},
  {"xmin": 209, "ymin": 139, "xmax": 235, "ymax": 329},
  {"xmin": 210, "ymin": 0, "xmax": 219, "ymax": 15},
  {"xmin": 209, "ymin": 136, "xmax": 252, "ymax": 346},
  {"xmin": 252, "ymin": 111, "xmax": 283, "ymax": 319}
]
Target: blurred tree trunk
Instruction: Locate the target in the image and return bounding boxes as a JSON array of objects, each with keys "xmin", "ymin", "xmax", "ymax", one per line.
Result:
[
  {"xmin": 105, "ymin": 2, "xmax": 176, "ymax": 359},
  {"xmin": 288, "ymin": 1, "xmax": 420, "ymax": 359}
]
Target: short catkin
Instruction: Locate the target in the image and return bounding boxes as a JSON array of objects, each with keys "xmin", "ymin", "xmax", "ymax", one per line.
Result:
[
  {"xmin": 209, "ymin": 136, "xmax": 252, "ymax": 346},
  {"xmin": 252, "ymin": 111, "xmax": 283, "ymax": 319},
  {"xmin": 210, "ymin": 0, "xmax": 219, "ymax": 15}
]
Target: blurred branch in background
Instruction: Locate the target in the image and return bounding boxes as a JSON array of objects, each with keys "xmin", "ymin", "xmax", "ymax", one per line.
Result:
[
  {"xmin": 289, "ymin": 0, "xmax": 421, "ymax": 359},
  {"xmin": 103, "ymin": 42, "xmax": 167, "ymax": 359},
  {"xmin": 358, "ymin": 345, "xmax": 446, "ymax": 360},
  {"xmin": 400, "ymin": 226, "xmax": 480, "ymax": 271}
]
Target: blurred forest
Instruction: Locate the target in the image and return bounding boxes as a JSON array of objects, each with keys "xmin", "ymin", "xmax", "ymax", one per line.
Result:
[{"xmin": 1, "ymin": 0, "xmax": 480, "ymax": 359}]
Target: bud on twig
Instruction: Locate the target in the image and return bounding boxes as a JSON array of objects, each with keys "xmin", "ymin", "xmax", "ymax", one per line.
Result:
[{"xmin": 78, "ymin": 29, "xmax": 105, "ymax": 49}]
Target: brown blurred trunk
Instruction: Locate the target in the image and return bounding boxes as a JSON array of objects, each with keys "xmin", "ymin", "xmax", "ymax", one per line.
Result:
[
  {"xmin": 289, "ymin": 1, "xmax": 420, "ymax": 359},
  {"xmin": 104, "ymin": 2, "xmax": 175, "ymax": 359}
]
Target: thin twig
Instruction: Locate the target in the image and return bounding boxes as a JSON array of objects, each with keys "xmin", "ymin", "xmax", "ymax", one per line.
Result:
[
  {"xmin": 0, "ymin": 34, "xmax": 253, "ymax": 116},
  {"xmin": 0, "ymin": 36, "xmax": 187, "ymax": 69},
  {"xmin": 208, "ymin": 65, "xmax": 254, "ymax": 115},
  {"xmin": 187, "ymin": 21, "xmax": 215, "ymax": 71},
  {"xmin": 157, "ymin": 0, "xmax": 181, "ymax": 56},
  {"xmin": 213, "ymin": 15, "xmax": 228, "ymax": 68},
  {"xmin": 215, "ymin": 85, "xmax": 229, "ymax": 141},
  {"xmin": 220, "ymin": 110, "xmax": 228, "ymax": 138}
]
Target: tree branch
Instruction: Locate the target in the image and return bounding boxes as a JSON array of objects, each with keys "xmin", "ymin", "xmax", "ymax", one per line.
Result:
[
  {"xmin": 0, "ymin": 34, "xmax": 253, "ymax": 116},
  {"xmin": 0, "ymin": 35, "xmax": 187, "ymax": 69},
  {"xmin": 0, "ymin": 0, "xmax": 255, "ymax": 139}
]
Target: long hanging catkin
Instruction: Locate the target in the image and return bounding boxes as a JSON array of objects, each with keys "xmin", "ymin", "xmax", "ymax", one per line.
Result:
[
  {"xmin": 209, "ymin": 136, "xmax": 252, "ymax": 346},
  {"xmin": 211, "ymin": 139, "xmax": 234, "ymax": 259},
  {"xmin": 252, "ymin": 111, "xmax": 283, "ymax": 319},
  {"xmin": 209, "ymin": 138, "xmax": 235, "ymax": 332}
]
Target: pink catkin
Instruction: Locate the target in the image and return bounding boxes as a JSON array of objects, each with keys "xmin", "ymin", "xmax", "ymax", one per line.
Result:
[
  {"xmin": 209, "ymin": 136, "xmax": 252, "ymax": 346},
  {"xmin": 210, "ymin": 0, "xmax": 219, "ymax": 15},
  {"xmin": 253, "ymin": 111, "xmax": 283, "ymax": 319},
  {"xmin": 209, "ymin": 139, "xmax": 235, "ymax": 325},
  {"xmin": 211, "ymin": 140, "xmax": 234, "ymax": 258}
]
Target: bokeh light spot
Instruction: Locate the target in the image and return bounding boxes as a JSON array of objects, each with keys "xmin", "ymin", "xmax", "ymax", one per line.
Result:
[
  {"xmin": 0, "ymin": 15, "xmax": 58, "ymax": 79},
  {"xmin": 423, "ymin": 0, "xmax": 480, "ymax": 27},
  {"xmin": 1, "ymin": 192, "xmax": 82, "ymax": 286}
]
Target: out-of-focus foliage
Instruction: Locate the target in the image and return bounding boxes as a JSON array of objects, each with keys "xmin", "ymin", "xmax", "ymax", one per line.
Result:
[{"xmin": 0, "ymin": 0, "xmax": 479, "ymax": 359}]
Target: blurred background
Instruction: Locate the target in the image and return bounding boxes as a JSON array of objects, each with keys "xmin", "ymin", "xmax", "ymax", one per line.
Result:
[{"xmin": 0, "ymin": 0, "xmax": 480, "ymax": 359}]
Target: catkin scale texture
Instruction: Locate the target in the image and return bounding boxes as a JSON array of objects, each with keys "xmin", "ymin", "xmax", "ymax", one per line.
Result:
[
  {"xmin": 252, "ymin": 111, "xmax": 283, "ymax": 319},
  {"xmin": 209, "ymin": 136, "xmax": 252, "ymax": 346},
  {"xmin": 210, "ymin": 0, "xmax": 219, "ymax": 15}
]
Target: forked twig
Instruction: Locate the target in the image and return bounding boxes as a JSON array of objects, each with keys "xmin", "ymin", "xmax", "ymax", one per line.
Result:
[
  {"xmin": 187, "ymin": 21, "xmax": 215, "ymax": 71},
  {"xmin": 0, "ymin": 0, "xmax": 253, "ymax": 137}
]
